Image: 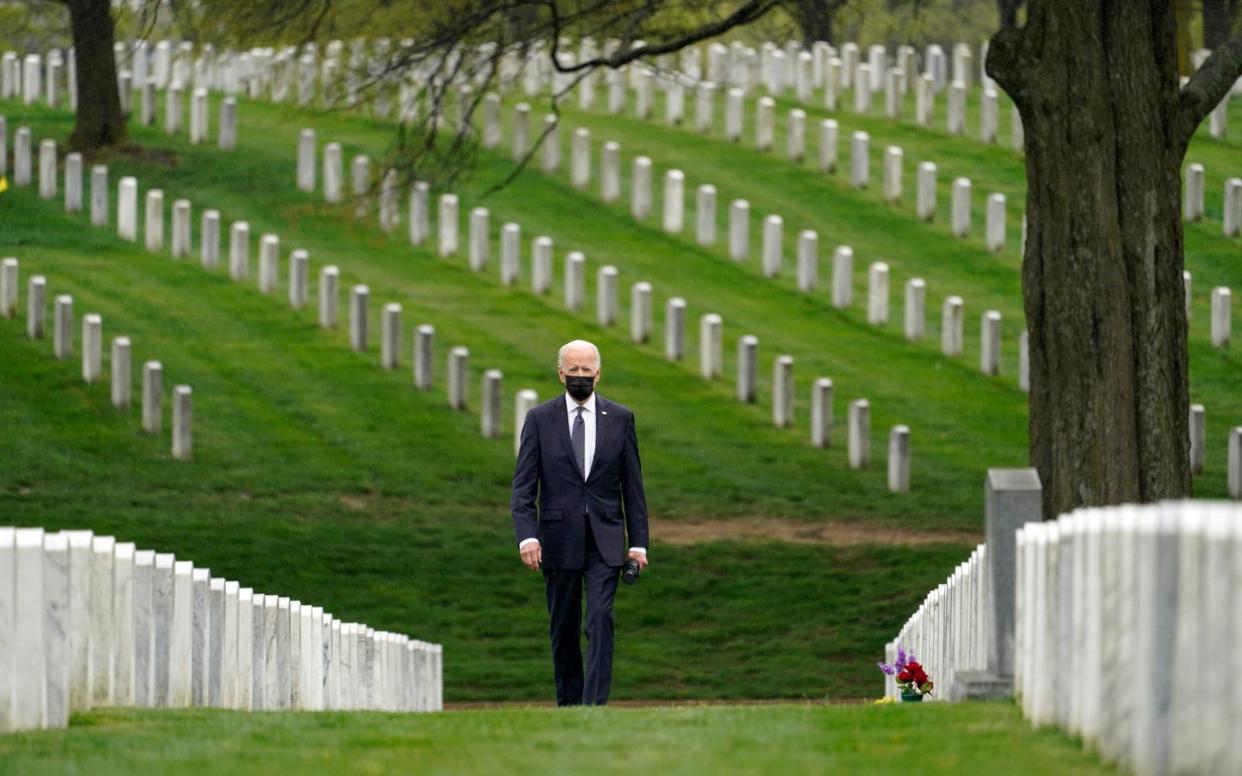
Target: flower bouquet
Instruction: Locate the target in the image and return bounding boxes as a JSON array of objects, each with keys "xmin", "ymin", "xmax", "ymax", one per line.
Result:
[{"xmin": 878, "ymin": 645, "xmax": 933, "ymax": 702}]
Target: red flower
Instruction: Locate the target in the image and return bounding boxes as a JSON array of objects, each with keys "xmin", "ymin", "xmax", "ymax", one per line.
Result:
[
  {"xmin": 906, "ymin": 661, "xmax": 922, "ymax": 673},
  {"xmin": 897, "ymin": 670, "xmax": 911, "ymax": 683}
]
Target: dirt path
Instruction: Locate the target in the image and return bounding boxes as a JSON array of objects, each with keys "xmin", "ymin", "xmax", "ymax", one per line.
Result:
[{"xmin": 650, "ymin": 517, "xmax": 979, "ymax": 547}]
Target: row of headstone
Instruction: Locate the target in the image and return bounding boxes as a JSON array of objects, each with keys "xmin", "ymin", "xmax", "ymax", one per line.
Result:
[
  {"xmin": 27, "ymin": 126, "xmax": 523, "ymax": 452},
  {"xmin": 0, "ymin": 257, "xmax": 193, "ymax": 460},
  {"xmin": 884, "ymin": 468, "xmax": 1046, "ymax": 701},
  {"xmin": 883, "ymin": 542, "xmax": 989, "ymax": 700},
  {"xmin": 296, "ymin": 139, "xmax": 919, "ymax": 485},
  {"xmin": 514, "ymin": 92, "xmax": 1017, "ymax": 289},
  {"xmin": 1184, "ymin": 164, "xmax": 1242, "ymax": 237},
  {"xmin": 0, "ymin": 526, "xmax": 443, "ymax": 733},
  {"xmin": 1015, "ymin": 500, "xmax": 1242, "ymax": 773},
  {"xmin": 496, "ymin": 119, "xmax": 1028, "ymax": 385},
  {"xmin": 0, "ymin": 49, "xmax": 76, "ymax": 110}
]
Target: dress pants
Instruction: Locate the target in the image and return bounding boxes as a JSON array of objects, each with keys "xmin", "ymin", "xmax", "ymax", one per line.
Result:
[{"xmin": 543, "ymin": 517, "xmax": 621, "ymax": 706}]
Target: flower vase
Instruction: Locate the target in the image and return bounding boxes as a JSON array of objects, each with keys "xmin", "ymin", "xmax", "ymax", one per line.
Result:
[{"xmin": 900, "ymin": 692, "xmax": 924, "ymax": 703}]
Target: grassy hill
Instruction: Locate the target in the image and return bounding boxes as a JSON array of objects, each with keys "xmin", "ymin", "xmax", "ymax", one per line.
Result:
[{"xmin": 0, "ymin": 80, "xmax": 1237, "ymax": 703}]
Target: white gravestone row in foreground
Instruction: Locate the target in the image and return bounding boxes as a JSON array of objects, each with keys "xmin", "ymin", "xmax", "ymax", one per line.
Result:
[
  {"xmin": 1015, "ymin": 500, "xmax": 1242, "ymax": 775},
  {"xmin": 888, "ymin": 467, "xmax": 1242, "ymax": 773},
  {"xmin": 0, "ymin": 526, "xmax": 443, "ymax": 734}
]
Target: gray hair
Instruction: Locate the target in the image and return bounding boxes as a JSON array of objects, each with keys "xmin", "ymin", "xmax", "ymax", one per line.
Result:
[{"xmin": 557, "ymin": 339, "xmax": 601, "ymax": 370}]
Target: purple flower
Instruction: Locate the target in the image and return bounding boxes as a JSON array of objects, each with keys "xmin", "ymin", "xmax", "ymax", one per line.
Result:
[{"xmin": 877, "ymin": 662, "xmax": 896, "ymax": 676}]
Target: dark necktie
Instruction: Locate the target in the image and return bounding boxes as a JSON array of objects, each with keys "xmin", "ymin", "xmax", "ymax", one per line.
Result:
[{"xmin": 572, "ymin": 405, "xmax": 586, "ymax": 478}]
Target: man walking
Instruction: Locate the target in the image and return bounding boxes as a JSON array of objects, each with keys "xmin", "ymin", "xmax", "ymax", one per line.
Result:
[{"xmin": 511, "ymin": 339, "xmax": 650, "ymax": 706}]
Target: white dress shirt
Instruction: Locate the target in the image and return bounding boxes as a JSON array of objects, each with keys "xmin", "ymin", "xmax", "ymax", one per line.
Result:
[{"xmin": 518, "ymin": 392, "xmax": 646, "ymax": 557}]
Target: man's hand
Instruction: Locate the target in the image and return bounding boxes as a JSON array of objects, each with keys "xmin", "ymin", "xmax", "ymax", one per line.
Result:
[
  {"xmin": 628, "ymin": 549, "xmax": 648, "ymax": 571},
  {"xmin": 520, "ymin": 541, "xmax": 542, "ymax": 571}
]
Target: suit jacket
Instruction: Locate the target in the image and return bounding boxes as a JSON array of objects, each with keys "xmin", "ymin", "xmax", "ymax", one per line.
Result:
[{"xmin": 511, "ymin": 394, "xmax": 649, "ymax": 570}]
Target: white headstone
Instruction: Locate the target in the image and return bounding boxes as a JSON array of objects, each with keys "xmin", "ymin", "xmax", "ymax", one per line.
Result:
[
  {"xmin": 762, "ymin": 215, "xmax": 783, "ymax": 277},
  {"xmin": 90, "ymin": 165, "xmax": 108, "ymax": 226},
  {"xmin": 63, "ymin": 152, "xmax": 81, "ymax": 212},
  {"xmin": 349, "ymin": 285, "xmax": 369, "ymax": 352},
  {"xmin": 514, "ymin": 389, "xmax": 538, "ymax": 456},
  {"xmin": 756, "ymin": 97, "xmax": 774, "ymax": 150},
  {"xmin": 571, "ymin": 127, "xmax": 590, "ymax": 188},
  {"xmin": 811, "ymin": 378, "xmax": 833, "ymax": 448},
  {"xmin": 409, "ymin": 182, "xmax": 430, "ymax": 246},
  {"xmin": 600, "ymin": 142, "xmax": 620, "ymax": 202},
  {"xmin": 1210, "ymin": 287, "xmax": 1231, "ymax": 347},
  {"xmin": 438, "ymin": 194, "xmax": 459, "ymax": 256},
  {"xmin": 947, "ymin": 81, "xmax": 966, "ymax": 135},
  {"xmin": 848, "ymin": 399, "xmax": 871, "ymax": 469},
  {"xmin": 37, "ymin": 139, "xmax": 57, "ymax": 200},
  {"xmin": 597, "ymin": 266, "xmax": 618, "ymax": 327},
  {"xmin": 729, "ymin": 199, "xmax": 749, "ymax": 261},
  {"xmin": 319, "ymin": 265, "xmax": 339, "ymax": 329},
  {"xmin": 660, "ymin": 169, "xmax": 685, "ymax": 233},
  {"xmin": 413, "ymin": 324, "xmax": 435, "ymax": 391},
  {"xmin": 297, "ymin": 129, "xmax": 316, "ymax": 192},
  {"xmin": 888, "ymin": 425, "xmax": 911, "ymax": 492},
  {"xmin": 1189, "ymin": 404, "xmax": 1206, "ymax": 475},
  {"xmin": 868, "ymin": 262, "xmax": 890, "ymax": 325},
  {"xmin": 532, "ymin": 236, "xmax": 552, "ymax": 295},
  {"xmin": 118, "ymin": 176, "xmax": 138, "ymax": 241},
  {"xmin": 819, "ymin": 119, "xmax": 838, "ymax": 174},
  {"xmin": 699, "ymin": 313, "xmax": 723, "ymax": 379},
  {"xmin": 142, "ymin": 361, "xmax": 163, "ymax": 434},
  {"xmin": 82, "ymin": 313, "xmax": 102, "ymax": 383},
  {"xmin": 773, "ymin": 355, "xmax": 794, "ymax": 427},
  {"xmin": 323, "ymin": 142, "xmax": 343, "ymax": 203},
  {"xmin": 631, "ymin": 156, "xmax": 652, "ymax": 219},
  {"xmin": 447, "ymin": 346, "xmax": 469, "ymax": 409},
  {"xmin": 1183, "ymin": 163, "xmax": 1205, "ymax": 221},
  {"xmin": 564, "ymin": 251, "xmax": 585, "ymax": 312},
  {"xmin": 665, "ymin": 297, "xmax": 686, "ymax": 361},
  {"xmin": 53, "ymin": 294, "xmax": 73, "ymax": 360},
  {"xmin": 796, "ymin": 230, "xmax": 818, "ymax": 292},
  {"xmin": 850, "ymin": 131, "xmax": 870, "ymax": 188},
  {"xmin": 986, "ymin": 193, "xmax": 1006, "ymax": 251},
  {"xmin": 883, "ymin": 146, "xmax": 903, "ymax": 203},
  {"xmin": 143, "ymin": 189, "xmax": 165, "ymax": 252},
  {"xmin": 904, "ymin": 279, "xmax": 926, "ymax": 340},
  {"xmin": 480, "ymin": 370, "xmax": 502, "ymax": 438},
  {"xmin": 942, "ymin": 296, "xmax": 964, "ymax": 356},
  {"xmin": 981, "ymin": 310, "xmax": 1002, "ymax": 375},
  {"xmin": 468, "ymin": 207, "xmax": 489, "ymax": 271},
  {"xmin": 831, "ymin": 246, "xmax": 853, "ymax": 308},
  {"xmin": 541, "ymin": 115, "xmax": 560, "ymax": 173},
  {"xmin": 171, "ymin": 386, "xmax": 192, "ymax": 460},
  {"xmin": 630, "ymin": 282, "xmax": 652, "ymax": 343},
  {"xmin": 11, "ymin": 523, "xmax": 45, "ymax": 730},
  {"xmin": 26, "ymin": 276, "xmax": 46, "ymax": 339},
  {"xmin": 951, "ymin": 178, "xmax": 972, "ymax": 237}
]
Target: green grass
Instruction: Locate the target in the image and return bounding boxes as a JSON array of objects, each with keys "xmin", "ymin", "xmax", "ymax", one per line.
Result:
[
  {"xmin": 0, "ymin": 77, "xmax": 1237, "ymax": 706},
  {"xmin": 0, "ymin": 703, "xmax": 1116, "ymax": 775}
]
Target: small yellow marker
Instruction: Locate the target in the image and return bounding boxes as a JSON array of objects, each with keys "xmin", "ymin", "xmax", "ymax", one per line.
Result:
[{"xmin": 0, "ymin": 176, "xmax": 8, "ymax": 194}]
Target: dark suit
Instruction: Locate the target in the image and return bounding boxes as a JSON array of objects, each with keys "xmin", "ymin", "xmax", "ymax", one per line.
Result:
[{"xmin": 511, "ymin": 394, "xmax": 649, "ymax": 705}]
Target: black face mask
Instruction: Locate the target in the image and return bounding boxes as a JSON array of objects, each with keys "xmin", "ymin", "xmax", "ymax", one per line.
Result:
[{"xmin": 565, "ymin": 375, "xmax": 595, "ymax": 401}]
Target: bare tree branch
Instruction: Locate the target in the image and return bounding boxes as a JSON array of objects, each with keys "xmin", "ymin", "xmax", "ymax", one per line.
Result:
[{"xmin": 1178, "ymin": 32, "xmax": 1242, "ymax": 146}]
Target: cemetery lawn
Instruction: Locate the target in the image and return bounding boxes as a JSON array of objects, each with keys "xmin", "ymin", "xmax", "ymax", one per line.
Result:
[
  {"xmin": 1, "ymin": 90, "xmax": 1238, "ymax": 702},
  {"xmin": 0, "ymin": 702, "xmax": 1117, "ymax": 775}
]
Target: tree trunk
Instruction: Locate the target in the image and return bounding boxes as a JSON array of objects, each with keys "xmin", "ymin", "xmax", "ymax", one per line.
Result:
[
  {"xmin": 788, "ymin": 0, "xmax": 835, "ymax": 47},
  {"xmin": 988, "ymin": 2, "xmax": 1192, "ymax": 520},
  {"xmin": 997, "ymin": 0, "xmax": 1025, "ymax": 29},
  {"xmin": 1203, "ymin": 0, "xmax": 1241, "ymax": 50},
  {"xmin": 67, "ymin": 0, "xmax": 126, "ymax": 150}
]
